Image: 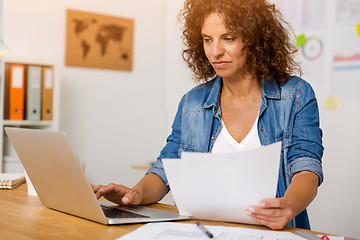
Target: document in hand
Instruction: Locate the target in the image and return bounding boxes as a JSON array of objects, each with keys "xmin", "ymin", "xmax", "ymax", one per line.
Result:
[{"xmin": 162, "ymin": 142, "xmax": 281, "ymax": 225}]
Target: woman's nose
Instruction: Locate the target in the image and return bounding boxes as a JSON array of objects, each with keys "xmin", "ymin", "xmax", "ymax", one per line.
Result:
[{"xmin": 211, "ymin": 41, "xmax": 225, "ymax": 57}]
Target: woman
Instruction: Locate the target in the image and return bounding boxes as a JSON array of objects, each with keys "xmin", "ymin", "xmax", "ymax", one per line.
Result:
[{"xmin": 92, "ymin": 0, "xmax": 323, "ymax": 230}]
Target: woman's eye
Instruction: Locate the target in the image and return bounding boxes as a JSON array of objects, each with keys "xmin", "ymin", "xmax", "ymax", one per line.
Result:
[
  {"xmin": 203, "ymin": 38, "xmax": 212, "ymax": 43},
  {"xmin": 225, "ymin": 37, "xmax": 235, "ymax": 42}
]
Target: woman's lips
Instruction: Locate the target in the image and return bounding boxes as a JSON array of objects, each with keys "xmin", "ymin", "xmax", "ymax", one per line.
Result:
[{"xmin": 212, "ymin": 61, "xmax": 231, "ymax": 68}]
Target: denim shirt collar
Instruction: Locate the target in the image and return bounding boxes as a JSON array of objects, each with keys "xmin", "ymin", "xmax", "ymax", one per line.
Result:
[
  {"xmin": 202, "ymin": 75, "xmax": 281, "ymax": 111},
  {"xmin": 203, "ymin": 76, "xmax": 222, "ymax": 109},
  {"xmin": 262, "ymin": 77, "xmax": 281, "ymax": 100}
]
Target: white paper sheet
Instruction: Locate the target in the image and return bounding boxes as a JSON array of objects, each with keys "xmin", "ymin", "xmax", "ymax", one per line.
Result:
[
  {"xmin": 301, "ymin": 0, "xmax": 329, "ymax": 30},
  {"xmin": 335, "ymin": 0, "xmax": 360, "ymax": 25},
  {"xmin": 276, "ymin": 0, "xmax": 302, "ymax": 31},
  {"xmin": 117, "ymin": 222, "xmax": 345, "ymax": 240},
  {"xmin": 330, "ymin": 67, "xmax": 360, "ymax": 100},
  {"xmin": 162, "ymin": 142, "xmax": 281, "ymax": 225}
]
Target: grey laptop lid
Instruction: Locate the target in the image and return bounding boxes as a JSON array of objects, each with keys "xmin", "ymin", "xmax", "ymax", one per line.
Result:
[{"xmin": 5, "ymin": 127, "xmax": 189, "ymax": 225}]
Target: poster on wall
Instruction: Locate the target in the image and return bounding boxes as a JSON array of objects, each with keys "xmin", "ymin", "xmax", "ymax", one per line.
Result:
[
  {"xmin": 276, "ymin": 0, "xmax": 329, "ymax": 31},
  {"xmin": 331, "ymin": 27, "xmax": 360, "ymax": 99},
  {"xmin": 276, "ymin": 0, "xmax": 302, "ymax": 31},
  {"xmin": 65, "ymin": 9, "xmax": 134, "ymax": 71},
  {"xmin": 335, "ymin": 0, "xmax": 360, "ymax": 25},
  {"xmin": 332, "ymin": 27, "xmax": 360, "ymax": 68},
  {"xmin": 301, "ymin": 0, "xmax": 329, "ymax": 30},
  {"xmin": 297, "ymin": 32, "xmax": 327, "ymax": 85}
]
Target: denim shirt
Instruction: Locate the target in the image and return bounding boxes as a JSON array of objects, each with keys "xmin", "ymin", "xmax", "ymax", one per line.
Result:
[{"xmin": 147, "ymin": 76, "xmax": 324, "ymax": 229}]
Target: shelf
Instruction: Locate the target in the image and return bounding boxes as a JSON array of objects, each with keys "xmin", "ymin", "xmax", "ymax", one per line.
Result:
[
  {"xmin": 2, "ymin": 120, "xmax": 53, "ymax": 127},
  {"xmin": 131, "ymin": 165, "xmax": 152, "ymax": 171},
  {"xmin": 3, "ymin": 155, "xmax": 19, "ymax": 162},
  {"xmin": 0, "ymin": 61, "xmax": 58, "ymax": 173}
]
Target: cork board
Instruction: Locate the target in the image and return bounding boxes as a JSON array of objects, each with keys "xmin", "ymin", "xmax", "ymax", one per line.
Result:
[{"xmin": 65, "ymin": 9, "xmax": 134, "ymax": 71}]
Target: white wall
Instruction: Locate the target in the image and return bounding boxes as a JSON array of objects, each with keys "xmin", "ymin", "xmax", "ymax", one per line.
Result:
[
  {"xmin": 3, "ymin": 0, "xmax": 169, "ymax": 187},
  {"xmin": 163, "ymin": 0, "xmax": 194, "ymax": 127},
  {"xmin": 3, "ymin": 0, "xmax": 360, "ymax": 238},
  {"xmin": 0, "ymin": 0, "xmax": 3, "ymax": 130}
]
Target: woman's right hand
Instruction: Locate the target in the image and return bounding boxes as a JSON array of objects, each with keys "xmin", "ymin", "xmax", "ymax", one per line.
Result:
[{"xmin": 91, "ymin": 183, "xmax": 143, "ymax": 206}]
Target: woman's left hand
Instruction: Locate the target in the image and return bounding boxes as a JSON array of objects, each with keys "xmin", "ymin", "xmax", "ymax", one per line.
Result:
[{"xmin": 246, "ymin": 197, "xmax": 294, "ymax": 230}]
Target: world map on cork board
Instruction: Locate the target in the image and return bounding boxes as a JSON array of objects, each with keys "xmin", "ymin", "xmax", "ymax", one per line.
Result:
[{"xmin": 65, "ymin": 9, "xmax": 134, "ymax": 71}]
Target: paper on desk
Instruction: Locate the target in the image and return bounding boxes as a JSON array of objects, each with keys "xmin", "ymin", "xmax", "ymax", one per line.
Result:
[
  {"xmin": 162, "ymin": 142, "xmax": 281, "ymax": 225},
  {"xmin": 117, "ymin": 222, "xmax": 345, "ymax": 240}
]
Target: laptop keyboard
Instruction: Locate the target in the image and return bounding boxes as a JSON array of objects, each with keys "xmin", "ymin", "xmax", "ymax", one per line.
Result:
[{"xmin": 101, "ymin": 205, "xmax": 150, "ymax": 219}]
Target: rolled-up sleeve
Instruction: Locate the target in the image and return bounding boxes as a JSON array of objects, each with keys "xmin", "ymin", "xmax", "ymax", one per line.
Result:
[
  {"xmin": 288, "ymin": 157, "xmax": 323, "ymax": 185},
  {"xmin": 287, "ymin": 81, "xmax": 324, "ymax": 185}
]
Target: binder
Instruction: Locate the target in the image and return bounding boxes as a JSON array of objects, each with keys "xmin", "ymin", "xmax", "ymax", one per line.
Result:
[
  {"xmin": 8, "ymin": 64, "xmax": 26, "ymax": 120},
  {"xmin": 41, "ymin": 66, "xmax": 54, "ymax": 120},
  {"xmin": 26, "ymin": 65, "xmax": 42, "ymax": 121}
]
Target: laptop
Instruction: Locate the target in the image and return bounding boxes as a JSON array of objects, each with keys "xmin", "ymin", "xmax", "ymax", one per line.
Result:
[{"xmin": 5, "ymin": 127, "xmax": 189, "ymax": 225}]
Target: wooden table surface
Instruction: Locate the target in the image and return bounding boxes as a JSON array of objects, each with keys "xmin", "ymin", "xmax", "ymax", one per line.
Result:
[{"xmin": 0, "ymin": 183, "xmax": 353, "ymax": 240}]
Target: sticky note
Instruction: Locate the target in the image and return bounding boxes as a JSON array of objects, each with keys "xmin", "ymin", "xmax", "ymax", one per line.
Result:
[
  {"xmin": 356, "ymin": 23, "xmax": 360, "ymax": 36},
  {"xmin": 323, "ymin": 97, "xmax": 339, "ymax": 110},
  {"xmin": 296, "ymin": 34, "xmax": 307, "ymax": 47}
]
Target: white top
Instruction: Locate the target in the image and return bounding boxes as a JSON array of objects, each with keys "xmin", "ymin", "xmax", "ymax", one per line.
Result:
[{"xmin": 211, "ymin": 115, "xmax": 261, "ymax": 153}]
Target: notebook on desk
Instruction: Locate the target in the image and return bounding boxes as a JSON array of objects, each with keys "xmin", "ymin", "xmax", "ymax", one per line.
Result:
[{"xmin": 5, "ymin": 127, "xmax": 189, "ymax": 225}]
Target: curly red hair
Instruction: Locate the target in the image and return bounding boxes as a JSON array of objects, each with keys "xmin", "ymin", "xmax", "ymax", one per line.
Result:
[{"xmin": 180, "ymin": 0, "xmax": 301, "ymax": 83}]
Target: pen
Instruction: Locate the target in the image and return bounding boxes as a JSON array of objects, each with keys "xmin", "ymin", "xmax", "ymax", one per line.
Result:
[
  {"xmin": 293, "ymin": 230, "xmax": 322, "ymax": 240},
  {"xmin": 196, "ymin": 221, "xmax": 214, "ymax": 239}
]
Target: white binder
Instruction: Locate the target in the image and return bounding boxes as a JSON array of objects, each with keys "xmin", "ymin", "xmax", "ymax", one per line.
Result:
[{"xmin": 26, "ymin": 65, "xmax": 42, "ymax": 120}]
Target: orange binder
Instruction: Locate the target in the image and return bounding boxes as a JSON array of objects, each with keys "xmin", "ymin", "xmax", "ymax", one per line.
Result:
[
  {"xmin": 8, "ymin": 64, "xmax": 26, "ymax": 120},
  {"xmin": 41, "ymin": 66, "xmax": 54, "ymax": 120}
]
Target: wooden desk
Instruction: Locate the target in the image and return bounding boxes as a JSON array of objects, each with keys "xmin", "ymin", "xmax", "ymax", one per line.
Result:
[{"xmin": 0, "ymin": 184, "xmax": 352, "ymax": 240}]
